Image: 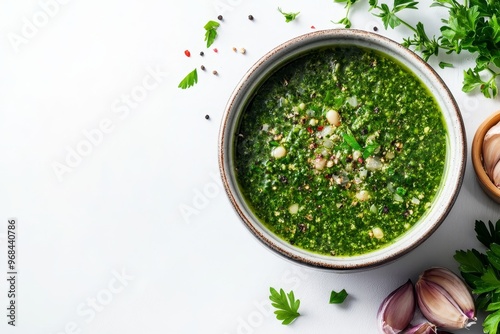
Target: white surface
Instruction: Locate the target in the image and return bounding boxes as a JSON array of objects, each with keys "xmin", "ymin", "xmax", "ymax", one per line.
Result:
[{"xmin": 0, "ymin": 1, "xmax": 497, "ymax": 333}]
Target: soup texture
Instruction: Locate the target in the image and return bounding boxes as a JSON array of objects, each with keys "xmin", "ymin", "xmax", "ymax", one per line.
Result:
[{"xmin": 235, "ymin": 46, "xmax": 447, "ymax": 256}]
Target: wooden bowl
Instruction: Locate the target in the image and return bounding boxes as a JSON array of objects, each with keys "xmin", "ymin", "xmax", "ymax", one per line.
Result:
[{"xmin": 472, "ymin": 111, "xmax": 500, "ymax": 204}]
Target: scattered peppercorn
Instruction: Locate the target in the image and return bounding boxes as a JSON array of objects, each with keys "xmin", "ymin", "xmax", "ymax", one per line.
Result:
[
  {"xmin": 213, "ymin": 48, "xmax": 218, "ymax": 53},
  {"xmin": 199, "ymin": 51, "xmax": 204, "ymax": 56},
  {"xmin": 239, "ymin": 47, "xmax": 246, "ymax": 54},
  {"xmin": 200, "ymin": 65, "xmax": 206, "ymax": 71},
  {"xmin": 184, "ymin": 50, "xmax": 191, "ymax": 57},
  {"xmin": 218, "ymin": 15, "xmax": 223, "ymax": 20},
  {"xmin": 373, "ymin": 26, "xmax": 378, "ymax": 32},
  {"xmin": 248, "ymin": 14, "xmax": 254, "ymax": 20},
  {"xmin": 205, "ymin": 114, "xmax": 210, "ymax": 120},
  {"xmin": 232, "ymin": 47, "xmax": 237, "ymax": 52},
  {"xmin": 212, "ymin": 70, "xmax": 218, "ymax": 75},
  {"xmin": 311, "ymin": 25, "xmax": 316, "ymax": 29}
]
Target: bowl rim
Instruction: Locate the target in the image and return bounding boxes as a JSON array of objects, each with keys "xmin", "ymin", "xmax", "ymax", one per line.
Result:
[
  {"xmin": 472, "ymin": 110, "xmax": 500, "ymax": 202},
  {"xmin": 218, "ymin": 28, "xmax": 467, "ymax": 270}
]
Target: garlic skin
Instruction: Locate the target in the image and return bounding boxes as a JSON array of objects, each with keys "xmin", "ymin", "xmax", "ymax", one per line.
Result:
[
  {"xmin": 415, "ymin": 267, "xmax": 476, "ymax": 330},
  {"xmin": 483, "ymin": 120, "xmax": 500, "ymax": 186},
  {"xmin": 378, "ymin": 280, "xmax": 416, "ymax": 334},
  {"xmin": 402, "ymin": 322, "xmax": 435, "ymax": 334}
]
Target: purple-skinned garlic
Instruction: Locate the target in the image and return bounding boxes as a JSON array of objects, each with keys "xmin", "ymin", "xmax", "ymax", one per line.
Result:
[
  {"xmin": 402, "ymin": 322, "xmax": 435, "ymax": 334},
  {"xmin": 415, "ymin": 267, "xmax": 476, "ymax": 330},
  {"xmin": 378, "ymin": 280, "xmax": 416, "ymax": 334},
  {"xmin": 483, "ymin": 120, "xmax": 500, "ymax": 187}
]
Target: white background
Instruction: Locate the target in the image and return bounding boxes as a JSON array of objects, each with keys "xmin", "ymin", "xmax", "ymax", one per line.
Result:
[{"xmin": 0, "ymin": 0, "xmax": 499, "ymax": 333}]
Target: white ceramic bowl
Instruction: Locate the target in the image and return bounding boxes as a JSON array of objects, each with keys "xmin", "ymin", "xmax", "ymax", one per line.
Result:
[{"xmin": 218, "ymin": 29, "xmax": 466, "ymax": 270}]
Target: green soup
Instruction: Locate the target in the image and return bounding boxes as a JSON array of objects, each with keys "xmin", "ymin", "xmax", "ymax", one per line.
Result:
[{"xmin": 235, "ymin": 46, "xmax": 447, "ymax": 257}]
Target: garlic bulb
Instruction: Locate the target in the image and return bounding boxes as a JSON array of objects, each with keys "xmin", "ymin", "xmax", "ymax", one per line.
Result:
[
  {"xmin": 415, "ymin": 267, "xmax": 476, "ymax": 330},
  {"xmin": 483, "ymin": 120, "xmax": 500, "ymax": 187},
  {"xmin": 378, "ymin": 280, "xmax": 415, "ymax": 334}
]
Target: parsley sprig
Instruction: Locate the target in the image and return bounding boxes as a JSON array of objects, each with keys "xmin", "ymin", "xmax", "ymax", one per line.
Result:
[
  {"xmin": 269, "ymin": 287, "xmax": 300, "ymax": 325},
  {"xmin": 455, "ymin": 219, "xmax": 500, "ymax": 334},
  {"xmin": 333, "ymin": 0, "xmax": 360, "ymax": 28},
  {"xmin": 340, "ymin": 0, "xmax": 500, "ymax": 98},
  {"xmin": 278, "ymin": 7, "xmax": 300, "ymax": 23},
  {"xmin": 369, "ymin": 0, "xmax": 419, "ymax": 29},
  {"xmin": 204, "ymin": 20, "xmax": 220, "ymax": 48}
]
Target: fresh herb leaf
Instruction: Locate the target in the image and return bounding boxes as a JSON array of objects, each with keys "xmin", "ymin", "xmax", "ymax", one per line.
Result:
[
  {"xmin": 370, "ymin": 0, "xmax": 418, "ymax": 29},
  {"xmin": 484, "ymin": 309, "xmax": 500, "ymax": 334},
  {"xmin": 363, "ymin": 142, "xmax": 379, "ymax": 159},
  {"xmin": 278, "ymin": 7, "xmax": 300, "ymax": 23},
  {"xmin": 336, "ymin": 17, "xmax": 352, "ymax": 28},
  {"xmin": 487, "ymin": 244, "xmax": 500, "ymax": 271},
  {"xmin": 474, "ymin": 266, "xmax": 500, "ymax": 294},
  {"xmin": 462, "ymin": 68, "xmax": 485, "ymax": 93},
  {"xmin": 341, "ymin": 133, "xmax": 362, "ymax": 151},
  {"xmin": 456, "ymin": 219, "xmax": 500, "ymax": 334},
  {"xmin": 476, "ymin": 219, "xmax": 500, "ymax": 249},
  {"xmin": 333, "ymin": 0, "xmax": 359, "ymax": 28},
  {"xmin": 178, "ymin": 68, "xmax": 198, "ymax": 89},
  {"xmin": 439, "ymin": 62, "xmax": 453, "ymax": 69},
  {"xmin": 269, "ymin": 287, "xmax": 300, "ymax": 325},
  {"xmin": 342, "ymin": 131, "xmax": 379, "ymax": 158},
  {"xmin": 454, "ymin": 249, "xmax": 487, "ymax": 274},
  {"xmin": 329, "ymin": 289, "xmax": 348, "ymax": 304},
  {"xmin": 204, "ymin": 20, "xmax": 220, "ymax": 48}
]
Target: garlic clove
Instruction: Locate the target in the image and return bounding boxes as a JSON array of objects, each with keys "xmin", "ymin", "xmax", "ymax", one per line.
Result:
[
  {"xmin": 420, "ymin": 267, "xmax": 475, "ymax": 319},
  {"xmin": 415, "ymin": 267, "xmax": 476, "ymax": 330},
  {"xmin": 482, "ymin": 121, "xmax": 500, "ymax": 180},
  {"xmin": 401, "ymin": 322, "xmax": 435, "ymax": 334},
  {"xmin": 378, "ymin": 280, "xmax": 415, "ymax": 334},
  {"xmin": 492, "ymin": 160, "xmax": 500, "ymax": 187}
]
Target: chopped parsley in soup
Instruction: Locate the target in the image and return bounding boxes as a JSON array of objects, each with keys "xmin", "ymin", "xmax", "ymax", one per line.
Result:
[{"xmin": 235, "ymin": 46, "xmax": 447, "ymax": 257}]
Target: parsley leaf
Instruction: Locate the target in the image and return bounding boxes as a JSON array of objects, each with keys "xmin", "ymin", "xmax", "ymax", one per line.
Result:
[
  {"xmin": 484, "ymin": 309, "xmax": 500, "ymax": 334},
  {"xmin": 329, "ymin": 289, "xmax": 348, "ymax": 304},
  {"xmin": 476, "ymin": 219, "xmax": 500, "ymax": 249},
  {"xmin": 474, "ymin": 266, "xmax": 500, "ymax": 294},
  {"xmin": 178, "ymin": 68, "xmax": 198, "ymax": 89},
  {"xmin": 278, "ymin": 7, "xmax": 300, "ymax": 23},
  {"xmin": 462, "ymin": 68, "xmax": 485, "ymax": 93},
  {"xmin": 269, "ymin": 287, "xmax": 300, "ymax": 325},
  {"xmin": 204, "ymin": 20, "xmax": 220, "ymax": 48}
]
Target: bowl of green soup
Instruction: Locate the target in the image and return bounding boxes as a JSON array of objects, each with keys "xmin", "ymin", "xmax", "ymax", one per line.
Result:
[{"xmin": 218, "ymin": 29, "xmax": 466, "ymax": 270}]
